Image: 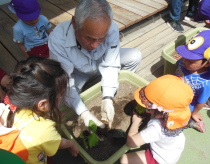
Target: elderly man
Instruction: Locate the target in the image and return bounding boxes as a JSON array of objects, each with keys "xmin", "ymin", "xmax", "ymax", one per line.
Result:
[{"xmin": 48, "ymin": 0, "xmax": 141, "ymax": 128}]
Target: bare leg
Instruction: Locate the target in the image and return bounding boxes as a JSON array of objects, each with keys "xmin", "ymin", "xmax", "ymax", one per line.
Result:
[{"xmin": 120, "ymin": 150, "xmax": 147, "ymax": 164}]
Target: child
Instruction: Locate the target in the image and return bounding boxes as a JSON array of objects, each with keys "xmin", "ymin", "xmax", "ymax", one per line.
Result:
[
  {"xmin": 0, "ymin": 68, "xmax": 11, "ymax": 102},
  {"xmin": 9, "ymin": 0, "xmax": 52, "ymax": 58},
  {"xmin": 175, "ymin": 30, "xmax": 210, "ymax": 133},
  {"xmin": 0, "ymin": 57, "xmax": 79, "ymax": 163},
  {"xmin": 194, "ymin": 0, "xmax": 210, "ymax": 27},
  {"xmin": 120, "ymin": 75, "xmax": 193, "ymax": 164}
]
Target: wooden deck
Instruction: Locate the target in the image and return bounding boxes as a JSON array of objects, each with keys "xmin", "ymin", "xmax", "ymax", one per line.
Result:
[
  {"xmin": 0, "ymin": 0, "xmax": 170, "ymax": 74},
  {"xmin": 122, "ymin": 10, "xmax": 207, "ymax": 80}
]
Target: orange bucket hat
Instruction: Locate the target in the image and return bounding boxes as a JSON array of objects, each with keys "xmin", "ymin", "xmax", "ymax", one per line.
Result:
[{"xmin": 134, "ymin": 75, "xmax": 193, "ymax": 130}]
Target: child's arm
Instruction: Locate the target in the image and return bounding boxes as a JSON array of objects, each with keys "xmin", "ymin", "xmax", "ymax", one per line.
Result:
[
  {"xmin": 59, "ymin": 138, "xmax": 79, "ymax": 157},
  {"xmin": 17, "ymin": 42, "xmax": 29, "ymax": 57},
  {"xmin": 43, "ymin": 15, "xmax": 52, "ymax": 35},
  {"xmin": 127, "ymin": 114, "xmax": 146, "ymax": 148},
  {"xmin": 192, "ymin": 102, "xmax": 205, "ymax": 122},
  {"xmin": 46, "ymin": 27, "xmax": 52, "ymax": 35}
]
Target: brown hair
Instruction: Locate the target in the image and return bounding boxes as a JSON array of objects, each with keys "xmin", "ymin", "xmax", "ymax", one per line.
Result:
[{"xmin": 7, "ymin": 57, "xmax": 68, "ymax": 127}]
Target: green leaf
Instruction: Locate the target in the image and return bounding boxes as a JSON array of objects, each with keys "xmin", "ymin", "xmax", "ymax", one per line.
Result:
[
  {"xmin": 82, "ymin": 137, "xmax": 89, "ymax": 149},
  {"xmin": 80, "ymin": 133, "xmax": 84, "ymax": 138},
  {"xmin": 88, "ymin": 133, "xmax": 99, "ymax": 148},
  {"xmin": 135, "ymin": 104, "xmax": 146, "ymax": 114},
  {"xmin": 89, "ymin": 120, "xmax": 97, "ymax": 133}
]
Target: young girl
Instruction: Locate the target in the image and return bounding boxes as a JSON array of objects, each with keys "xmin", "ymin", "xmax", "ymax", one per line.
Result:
[
  {"xmin": 120, "ymin": 75, "xmax": 193, "ymax": 164},
  {"xmin": 0, "ymin": 57, "xmax": 79, "ymax": 163}
]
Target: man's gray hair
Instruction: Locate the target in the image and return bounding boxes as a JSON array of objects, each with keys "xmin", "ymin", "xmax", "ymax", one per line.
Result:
[{"xmin": 74, "ymin": 0, "xmax": 113, "ymax": 29}]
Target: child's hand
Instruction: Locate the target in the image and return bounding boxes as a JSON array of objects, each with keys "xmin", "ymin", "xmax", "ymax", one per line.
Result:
[
  {"xmin": 204, "ymin": 20, "xmax": 210, "ymax": 27},
  {"xmin": 132, "ymin": 113, "xmax": 143, "ymax": 124},
  {"xmin": 68, "ymin": 142, "xmax": 79, "ymax": 157},
  {"xmin": 192, "ymin": 112, "xmax": 202, "ymax": 122},
  {"xmin": 60, "ymin": 138, "xmax": 79, "ymax": 157}
]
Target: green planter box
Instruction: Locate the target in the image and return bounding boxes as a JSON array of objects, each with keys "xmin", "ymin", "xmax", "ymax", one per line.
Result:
[
  {"xmin": 162, "ymin": 27, "xmax": 209, "ymax": 75},
  {"xmin": 61, "ymin": 70, "xmax": 149, "ymax": 164}
]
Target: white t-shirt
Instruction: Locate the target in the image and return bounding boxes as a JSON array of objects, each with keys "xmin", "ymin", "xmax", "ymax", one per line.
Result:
[{"xmin": 140, "ymin": 119, "xmax": 185, "ymax": 164}]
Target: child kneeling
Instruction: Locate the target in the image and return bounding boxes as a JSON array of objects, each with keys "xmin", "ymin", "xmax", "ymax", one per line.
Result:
[{"xmin": 120, "ymin": 75, "xmax": 193, "ymax": 164}]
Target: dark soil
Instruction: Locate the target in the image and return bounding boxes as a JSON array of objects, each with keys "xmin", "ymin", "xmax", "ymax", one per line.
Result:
[{"xmin": 65, "ymin": 81, "xmax": 138, "ymax": 161}]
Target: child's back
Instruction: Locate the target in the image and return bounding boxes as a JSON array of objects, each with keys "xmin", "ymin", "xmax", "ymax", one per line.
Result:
[
  {"xmin": 140, "ymin": 118, "xmax": 185, "ymax": 163},
  {"xmin": 1, "ymin": 107, "xmax": 60, "ymax": 163},
  {"xmin": 14, "ymin": 110, "xmax": 60, "ymax": 163}
]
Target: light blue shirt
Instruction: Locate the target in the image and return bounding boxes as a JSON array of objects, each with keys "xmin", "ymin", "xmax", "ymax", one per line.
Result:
[
  {"xmin": 48, "ymin": 20, "xmax": 120, "ymax": 115},
  {"xmin": 13, "ymin": 15, "xmax": 51, "ymax": 51}
]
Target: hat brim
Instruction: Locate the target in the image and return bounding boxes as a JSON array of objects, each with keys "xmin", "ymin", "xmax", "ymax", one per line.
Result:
[
  {"xmin": 134, "ymin": 86, "xmax": 191, "ymax": 130},
  {"xmin": 176, "ymin": 45, "xmax": 203, "ymax": 60},
  {"xmin": 16, "ymin": 8, "xmax": 41, "ymax": 21},
  {"xmin": 134, "ymin": 87, "xmax": 146, "ymax": 108}
]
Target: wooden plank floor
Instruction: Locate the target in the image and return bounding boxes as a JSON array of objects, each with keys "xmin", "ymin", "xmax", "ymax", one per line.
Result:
[
  {"xmin": 120, "ymin": 4, "xmax": 208, "ymax": 80},
  {"xmin": 0, "ymin": 0, "xmax": 170, "ymax": 74}
]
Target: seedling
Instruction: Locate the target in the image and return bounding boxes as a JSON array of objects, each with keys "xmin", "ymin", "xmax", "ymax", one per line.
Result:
[
  {"xmin": 135, "ymin": 104, "xmax": 151, "ymax": 131},
  {"xmin": 135, "ymin": 104, "xmax": 151, "ymax": 117},
  {"xmin": 80, "ymin": 120, "xmax": 99, "ymax": 149},
  {"xmin": 135, "ymin": 104, "xmax": 146, "ymax": 115}
]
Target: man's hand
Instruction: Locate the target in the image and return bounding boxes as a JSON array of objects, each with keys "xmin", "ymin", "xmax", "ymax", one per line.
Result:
[
  {"xmin": 80, "ymin": 110, "xmax": 105, "ymax": 128},
  {"xmin": 101, "ymin": 98, "xmax": 115, "ymax": 128}
]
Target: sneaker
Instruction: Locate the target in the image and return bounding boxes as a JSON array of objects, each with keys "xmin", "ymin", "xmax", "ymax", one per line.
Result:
[
  {"xmin": 184, "ymin": 12, "xmax": 196, "ymax": 21},
  {"xmin": 167, "ymin": 20, "xmax": 184, "ymax": 33},
  {"xmin": 189, "ymin": 120, "xmax": 206, "ymax": 133},
  {"xmin": 184, "ymin": 15, "xmax": 194, "ymax": 21}
]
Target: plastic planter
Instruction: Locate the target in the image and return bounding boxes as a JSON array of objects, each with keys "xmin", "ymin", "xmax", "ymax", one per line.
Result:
[
  {"xmin": 61, "ymin": 70, "xmax": 149, "ymax": 164},
  {"xmin": 162, "ymin": 27, "xmax": 209, "ymax": 75}
]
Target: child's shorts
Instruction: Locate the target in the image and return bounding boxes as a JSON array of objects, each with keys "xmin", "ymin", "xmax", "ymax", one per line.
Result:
[
  {"xmin": 27, "ymin": 43, "xmax": 49, "ymax": 58},
  {"xmin": 145, "ymin": 148, "xmax": 158, "ymax": 164}
]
